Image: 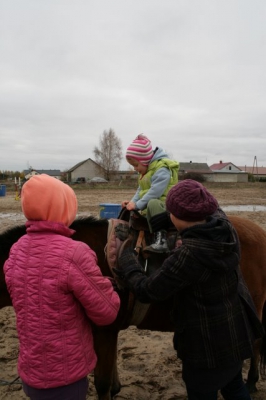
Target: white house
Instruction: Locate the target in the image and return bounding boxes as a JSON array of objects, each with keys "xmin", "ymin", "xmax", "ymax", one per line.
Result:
[
  {"xmin": 209, "ymin": 161, "xmax": 243, "ymax": 173},
  {"xmin": 66, "ymin": 158, "xmax": 105, "ymax": 182},
  {"xmin": 208, "ymin": 161, "xmax": 248, "ymax": 183}
]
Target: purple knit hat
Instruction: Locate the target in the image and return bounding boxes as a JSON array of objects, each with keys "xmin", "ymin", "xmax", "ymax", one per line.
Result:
[
  {"xmin": 166, "ymin": 179, "xmax": 218, "ymax": 221},
  {"xmin": 126, "ymin": 134, "xmax": 154, "ymax": 165}
]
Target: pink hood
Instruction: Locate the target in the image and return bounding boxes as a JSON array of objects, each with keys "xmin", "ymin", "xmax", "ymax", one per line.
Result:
[{"xmin": 21, "ymin": 174, "xmax": 77, "ymax": 227}]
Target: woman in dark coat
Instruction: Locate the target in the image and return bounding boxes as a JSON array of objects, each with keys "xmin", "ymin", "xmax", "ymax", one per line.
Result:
[{"xmin": 115, "ymin": 179, "xmax": 264, "ymax": 400}]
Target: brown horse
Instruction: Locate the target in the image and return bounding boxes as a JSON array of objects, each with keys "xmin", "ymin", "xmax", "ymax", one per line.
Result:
[{"xmin": 0, "ymin": 215, "xmax": 266, "ymax": 400}]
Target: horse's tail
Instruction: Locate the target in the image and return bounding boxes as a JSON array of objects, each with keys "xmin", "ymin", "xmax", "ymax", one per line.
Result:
[{"xmin": 260, "ymin": 302, "xmax": 266, "ymax": 378}]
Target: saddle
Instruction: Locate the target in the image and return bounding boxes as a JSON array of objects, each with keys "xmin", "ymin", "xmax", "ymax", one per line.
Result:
[
  {"xmin": 105, "ymin": 208, "xmax": 179, "ymax": 327},
  {"xmin": 105, "ymin": 208, "xmax": 179, "ymax": 276}
]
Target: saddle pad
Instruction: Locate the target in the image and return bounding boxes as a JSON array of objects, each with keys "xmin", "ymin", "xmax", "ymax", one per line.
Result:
[
  {"xmin": 106, "ymin": 219, "xmax": 151, "ymax": 325},
  {"xmin": 106, "ymin": 218, "xmax": 129, "ymax": 273}
]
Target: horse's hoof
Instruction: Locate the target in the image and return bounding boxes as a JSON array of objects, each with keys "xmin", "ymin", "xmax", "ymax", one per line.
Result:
[
  {"xmin": 111, "ymin": 385, "xmax": 121, "ymax": 398},
  {"xmin": 245, "ymin": 381, "xmax": 258, "ymax": 394}
]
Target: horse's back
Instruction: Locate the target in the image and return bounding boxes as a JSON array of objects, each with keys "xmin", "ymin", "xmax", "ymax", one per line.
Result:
[
  {"xmin": 229, "ymin": 215, "xmax": 266, "ymax": 314},
  {"xmin": 229, "ymin": 215, "xmax": 266, "ymax": 245}
]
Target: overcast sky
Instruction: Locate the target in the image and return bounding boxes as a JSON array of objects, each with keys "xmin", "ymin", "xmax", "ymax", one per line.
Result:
[{"xmin": 1, "ymin": 0, "xmax": 266, "ymax": 172}]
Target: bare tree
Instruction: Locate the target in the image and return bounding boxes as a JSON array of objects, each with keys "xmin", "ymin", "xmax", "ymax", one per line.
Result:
[{"xmin": 94, "ymin": 129, "xmax": 123, "ymax": 180}]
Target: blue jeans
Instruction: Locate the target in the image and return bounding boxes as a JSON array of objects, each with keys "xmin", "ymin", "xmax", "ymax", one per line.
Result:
[{"xmin": 186, "ymin": 369, "xmax": 252, "ymax": 400}]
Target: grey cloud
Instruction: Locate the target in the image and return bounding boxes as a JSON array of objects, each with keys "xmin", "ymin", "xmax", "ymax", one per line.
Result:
[{"xmin": 0, "ymin": 0, "xmax": 266, "ymax": 171}]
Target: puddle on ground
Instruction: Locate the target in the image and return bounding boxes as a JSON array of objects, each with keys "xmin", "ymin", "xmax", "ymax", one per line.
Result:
[
  {"xmin": 222, "ymin": 205, "xmax": 266, "ymax": 212},
  {"xmin": 0, "ymin": 213, "xmax": 26, "ymax": 221},
  {"xmin": 0, "ymin": 212, "xmax": 95, "ymax": 220}
]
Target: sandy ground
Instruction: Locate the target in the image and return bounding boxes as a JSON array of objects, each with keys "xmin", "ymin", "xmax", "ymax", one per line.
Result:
[{"xmin": 0, "ymin": 183, "xmax": 266, "ymax": 399}]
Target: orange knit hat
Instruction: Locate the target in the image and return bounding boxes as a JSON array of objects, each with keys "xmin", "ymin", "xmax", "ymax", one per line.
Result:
[{"xmin": 21, "ymin": 174, "xmax": 78, "ymax": 226}]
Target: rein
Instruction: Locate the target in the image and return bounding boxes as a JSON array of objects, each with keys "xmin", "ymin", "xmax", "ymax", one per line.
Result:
[{"xmin": 0, "ymin": 376, "xmax": 22, "ymax": 386}]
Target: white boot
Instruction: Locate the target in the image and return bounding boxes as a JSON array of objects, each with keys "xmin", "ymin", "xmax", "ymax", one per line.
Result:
[{"xmin": 144, "ymin": 231, "xmax": 169, "ymax": 253}]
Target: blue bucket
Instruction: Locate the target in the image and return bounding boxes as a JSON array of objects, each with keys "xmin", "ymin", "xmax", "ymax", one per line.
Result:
[
  {"xmin": 0, "ymin": 185, "xmax": 6, "ymax": 197},
  {"xmin": 99, "ymin": 203, "xmax": 122, "ymax": 219}
]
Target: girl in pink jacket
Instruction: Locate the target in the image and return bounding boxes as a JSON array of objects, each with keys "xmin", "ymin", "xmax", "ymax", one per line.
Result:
[{"xmin": 4, "ymin": 174, "xmax": 120, "ymax": 400}]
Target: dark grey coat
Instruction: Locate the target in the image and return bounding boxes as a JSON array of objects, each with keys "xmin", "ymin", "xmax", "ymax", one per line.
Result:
[{"xmin": 117, "ymin": 209, "xmax": 264, "ymax": 369}]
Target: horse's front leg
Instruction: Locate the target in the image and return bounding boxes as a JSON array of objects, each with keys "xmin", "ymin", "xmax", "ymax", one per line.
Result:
[{"xmin": 93, "ymin": 328, "xmax": 121, "ymax": 400}]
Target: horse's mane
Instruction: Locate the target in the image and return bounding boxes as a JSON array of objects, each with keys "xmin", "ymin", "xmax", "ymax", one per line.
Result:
[
  {"xmin": 0, "ymin": 224, "xmax": 27, "ymax": 252},
  {"xmin": 0, "ymin": 216, "xmax": 108, "ymax": 251},
  {"xmin": 70, "ymin": 215, "xmax": 109, "ymax": 229}
]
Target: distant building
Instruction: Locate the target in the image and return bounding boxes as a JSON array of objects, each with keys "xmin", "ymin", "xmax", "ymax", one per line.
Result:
[
  {"xmin": 238, "ymin": 166, "xmax": 266, "ymax": 179},
  {"xmin": 208, "ymin": 161, "xmax": 248, "ymax": 183},
  {"xmin": 109, "ymin": 170, "xmax": 138, "ymax": 181},
  {"xmin": 209, "ymin": 161, "xmax": 242, "ymax": 173},
  {"xmin": 179, "ymin": 162, "xmax": 212, "ymax": 175},
  {"xmin": 66, "ymin": 158, "xmax": 105, "ymax": 182},
  {"xmin": 23, "ymin": 169, "xmax": 61, "ymax": 180}
]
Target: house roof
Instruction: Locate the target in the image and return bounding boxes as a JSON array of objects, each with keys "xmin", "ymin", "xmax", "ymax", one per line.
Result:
[
  {"xmin": 179, "ymin": 162, "xmax": 212, "ymax": 173},
  {"xmin": 238, "ymin": 166, "xmax": 266, "ymax": 175},
  {"xmin": 67, "ymin": 158, "xmax": 103, "ymax": 172},
  {"xmin": 209, "ymin": 162, "xmax": 241, "ymax": 171},
  {"xmin": 23, "ymin": 169, "xmax": 61, "ymax": 176}
]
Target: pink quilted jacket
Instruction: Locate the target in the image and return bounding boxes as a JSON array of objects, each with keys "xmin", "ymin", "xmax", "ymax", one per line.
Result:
[{"xmin": 4, "ymin": 220, "xmax": 120, "ymax": 389}]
